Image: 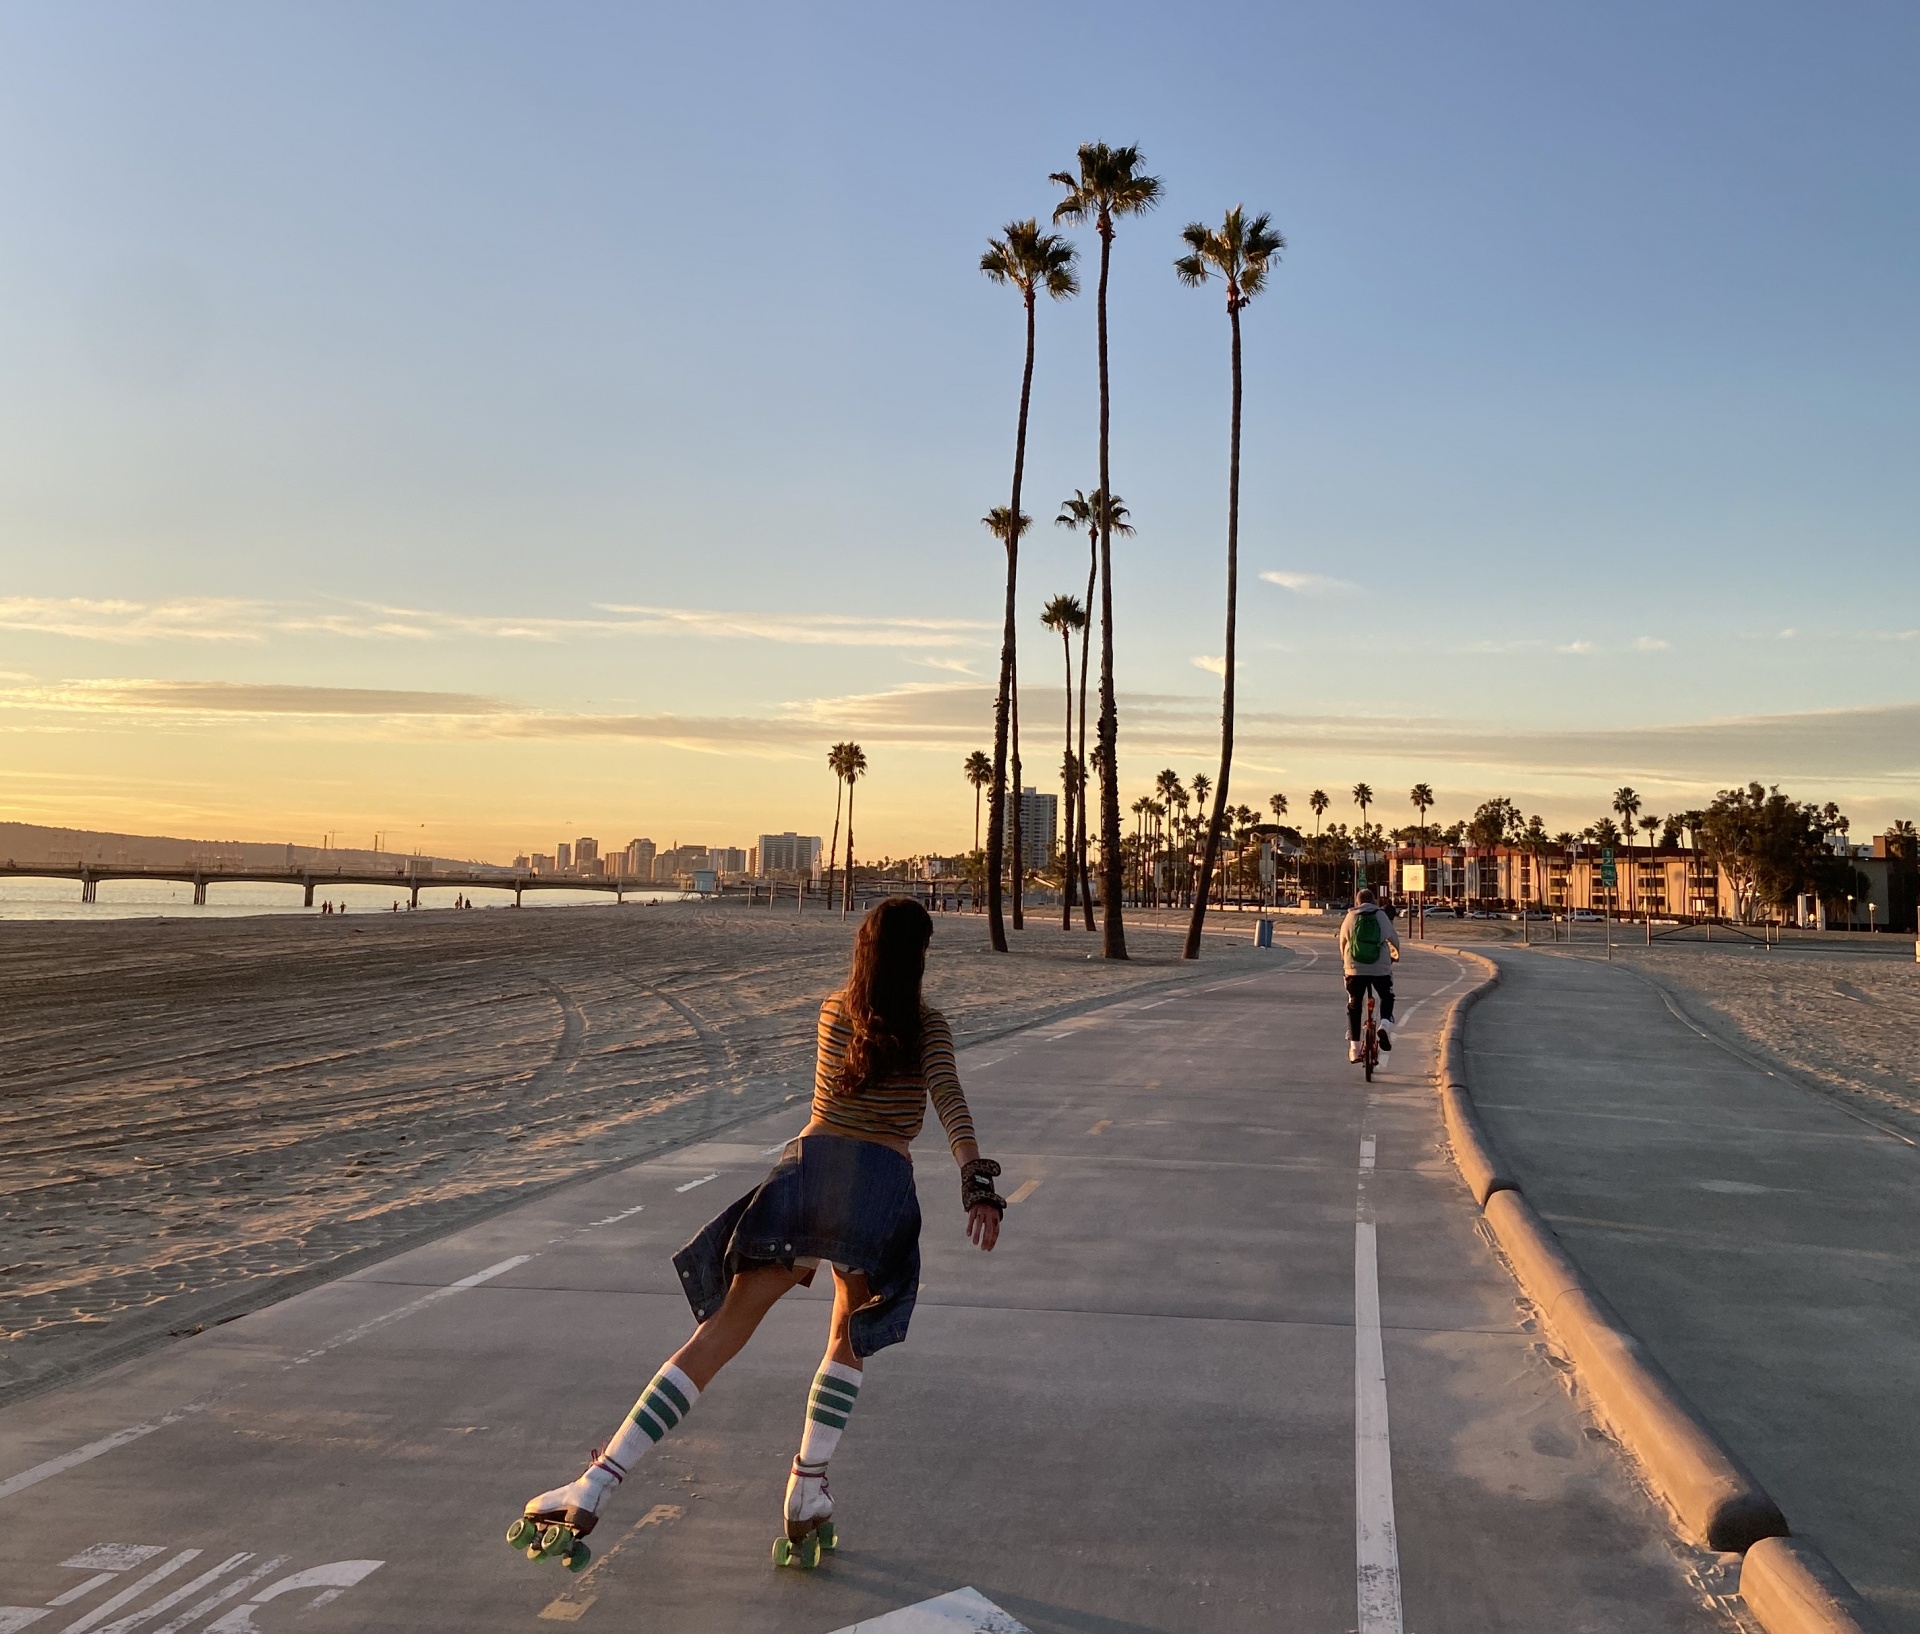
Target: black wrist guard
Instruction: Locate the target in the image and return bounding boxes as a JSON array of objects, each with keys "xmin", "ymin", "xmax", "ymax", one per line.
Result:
[{"xmin": 960, "ymin": 1157, "xmax": 1005, "ymax": 1214}]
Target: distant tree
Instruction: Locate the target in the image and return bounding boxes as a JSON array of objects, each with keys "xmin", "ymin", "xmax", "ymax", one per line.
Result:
[
  {"xmin": 964, "ymin": 750, "xmax": 992, "ymax": 853},
  {"xmin": 1269, "ymin": 791, "xmax": 1289, "ymax": 822},
  {"xmin": 1053, "ymin": 142, "xmax": 1163, "ymax": 960},
  {"xmin": 825, "ymin": 742, "xmax": 855, "ymax": 903},
  {"xmin": 1056, "ymin": 490, "xmax": 1132, "ymax": 930},
  {"xmin": 982, "ymin": 505, "xmax": 1034, "ymax": 936},
  {"xmin": 1041, "ymin": 593, "xmax": 1088, "ymax": 930},
  {"xmin": 1611, "ymin": 786, "xmax": 1643, "ymax": 916},
  {"xmin": 840, "ymin": 745, "xmax": 868, "ymax": 917}
]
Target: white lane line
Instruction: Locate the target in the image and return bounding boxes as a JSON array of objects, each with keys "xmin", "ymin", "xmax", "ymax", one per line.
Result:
[
  {"xmin": 672, "ymin": 1173, "xmax": 720, "ymax": 1193},
  {"xmin": 91, "ymin": 1551, "xmax": 252, "ymax": 1634},
  {"xmin": 1355, "ymin": 1122, "xmax": 1404, "ymax": 1634},
  {"xmin": 290, "ymin": 1255, "xmax": 531, "ymax": 1367},
  {"xmin": 134, "ymin": 1555, "xmax": 289, "ymax": 1634},
  {"xmin": 61, "ymin": 1553, "xmax": 199, "ymax": 1634}
]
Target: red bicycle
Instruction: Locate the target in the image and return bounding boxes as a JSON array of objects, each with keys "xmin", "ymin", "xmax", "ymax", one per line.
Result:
[{"xmin": 1359, "ymin": 988, "xmax": 1380, "ymax": 1082}]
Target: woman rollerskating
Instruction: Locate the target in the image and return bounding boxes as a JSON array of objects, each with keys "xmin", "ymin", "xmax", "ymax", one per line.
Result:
[{"xmin": 509, "ymin": 896, "xmax": 1006, "ymax": 1572}]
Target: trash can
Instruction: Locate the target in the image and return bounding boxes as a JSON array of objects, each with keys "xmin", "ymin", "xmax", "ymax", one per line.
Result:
[{"xmin": 1255, "ymin": 917, "xmax": 1274, "ymax": 949}]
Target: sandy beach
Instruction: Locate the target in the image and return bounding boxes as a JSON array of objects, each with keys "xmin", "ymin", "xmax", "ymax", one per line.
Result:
[{"xmin": 0, "ymin": 900, "xmax": 1270, "ymax": 1403}]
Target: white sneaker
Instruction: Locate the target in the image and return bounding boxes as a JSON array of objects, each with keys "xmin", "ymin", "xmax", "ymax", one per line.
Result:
[
  {"xmin": 1347, "ymin": 1040, "xmax": 1361, "ymax": 1064},
  {"xmin": 1378, "ymin": 1021, "xmax": 1394, "ymax": 1052}
]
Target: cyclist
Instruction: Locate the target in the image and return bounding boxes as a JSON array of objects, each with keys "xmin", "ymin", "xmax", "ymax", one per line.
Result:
[{"xmin": 1339, "ymin": 887, "xmax": 1401, "ymax": 1062}]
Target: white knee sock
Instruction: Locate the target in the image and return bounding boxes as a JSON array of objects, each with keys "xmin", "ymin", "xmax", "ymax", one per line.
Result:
[
  {"xmin": 796, "ymin": 1360, "xmax": 862, "ymax": 1468},
  {"xmin": 597, "ymin": 1363, "xmax": 701, "ymax": 1481}
]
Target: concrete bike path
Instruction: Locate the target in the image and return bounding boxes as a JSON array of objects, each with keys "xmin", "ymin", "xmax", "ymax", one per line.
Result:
[
  {"xmin": 1465, "ymin": 946, "xmax": 1920, "ymax": 1634},
  {"xmin": 0, "ymin": 942, "xmax": 1725, "ymax": 1633}
]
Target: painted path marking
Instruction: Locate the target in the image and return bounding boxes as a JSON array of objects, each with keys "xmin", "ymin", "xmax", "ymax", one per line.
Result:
[
  {"xmin": 0, "ymin": 1544, "xmax": 377, "ymax": 1634},
  {"xmin": 537, "ymin": 1503, "xmax": 683, "ymax": 1622},
  {"xmin": 672, "ymin": 1173, "xmax": 720, "ymax": 1193},
  {"xmin": 1354, "ymin": 1124, "xmax": 1405, "ymax": 1634},
  {"xmin": 827, "ymin": 1585, "xmax": 1031, "ymax": 1633}
]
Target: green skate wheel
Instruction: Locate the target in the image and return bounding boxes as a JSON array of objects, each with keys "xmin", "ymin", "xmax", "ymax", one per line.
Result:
[
  {"xmin": 538, "ymin": 1524, "xmax": 570, "ymax": 1559},
  {"xmin": 796, "ymin": 1533, "xmax": 821, "ymax": 1570},
  {"xmin": 817, "ymin": 1520, "xmax": 837, "ymax": 1551},
  {"xmin": 506, "ymin": 1517, "xmax": 538, "ymax": 1550},
  {"xmin": 563, "ymin": 1542, "xmax": 591, "ymax": 1573},
  {"xmin": 771, "ymin": 1537, "xmax": 793, "ymax": 1567}
]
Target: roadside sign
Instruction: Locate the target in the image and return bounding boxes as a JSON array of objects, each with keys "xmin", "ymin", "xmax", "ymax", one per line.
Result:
[
  {"xmin": 1402, "ymin": 863, "xmax": 1427, "ymax": 893},
  {"xmin": 1600, "ymin": 848, "xmax": 1617, "ymax": 888}
]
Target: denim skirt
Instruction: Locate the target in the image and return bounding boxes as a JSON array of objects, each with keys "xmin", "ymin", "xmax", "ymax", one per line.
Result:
[{"xmin": 672, "ymin": 1134, "xmax": 922, "ymax": 1356}]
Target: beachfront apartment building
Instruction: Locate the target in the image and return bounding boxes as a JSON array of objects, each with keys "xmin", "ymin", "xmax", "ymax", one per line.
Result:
[
  {"xmin": 1003, "ymin": 787, "xmax": 1058, "ymax": 871},
  {"xmin": 755, "ymin": 832, "xmax": 823, "ymax": 880},
  {"xmin": 556, "ymin": 842, "xmax": 572, "ymax": 872},
  {"xmin": 625, "ymin": 838, "xmax": 656, "ymax": 881},
  {"xmin": 709, "ymin": 847, "xmax": 748, "ymax": 877},
  {"xmin": 574, "ymin": 838, "xmax": 599, "ymax": 871},
  {"xmin": 654, "ymin": 844, "xmax": 709, "ymax": 885}
]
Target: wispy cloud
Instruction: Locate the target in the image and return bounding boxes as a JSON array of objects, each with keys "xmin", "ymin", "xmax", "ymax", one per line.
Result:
[
  {"xmin": 5, "ymin": 679, "xmax": 506, "ymax": 716},
  {"xmin": 1634, "ymin": 636, "xmax": 1670, "ymax": 651},
  {"xmin": 1557, "ymin": 640, "xmax": 1597, "ymax": 654},
  {"xmin": 0, "ymin": 596, "xmax": 992, "ymax": 650},
  {"xmin": 1191, "ymin": 655, "xmax": 1226, "ymax": 677},
  {"xmin": 1259, "ymin": 570, "xmax": 1358, "ymax": 597}
]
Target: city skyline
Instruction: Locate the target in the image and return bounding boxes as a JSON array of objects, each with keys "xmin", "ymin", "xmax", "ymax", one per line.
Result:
[{"xmin": 1, "ymin": 5, "xmax": 1913, "ymax": 857}]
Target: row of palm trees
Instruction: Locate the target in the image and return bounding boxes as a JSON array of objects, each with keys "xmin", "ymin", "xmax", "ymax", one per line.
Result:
[{"xmin": 978, "ymin": 141, "xmax": 1283, "ymax": 961}]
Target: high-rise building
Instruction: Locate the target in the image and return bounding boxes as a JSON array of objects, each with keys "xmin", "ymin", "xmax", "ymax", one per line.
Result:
[
  {"xmin": 756, "ymin": 833, "xmax": 823, "ymax": 879},
  {"xmin": 1004, "ymin": 787, "xmax": 1058, "ymax": 871},
  {"xmin": 575, "ymin": 837, "xmax": 599, "ymax": 870},
  {"xmin": 709, "ymin": 846, "xmax": 747, "ymax": 876},
  {"xmin": 625, "ymin": 838, "xmax": 656, "ymax": 881},
  {"xmin": 531, "ymin": 853, "xmax": 554, "ymax": 874},
  {"xmin": 556, "ymin": 842, "xmax": 573, "ymax": 872}
]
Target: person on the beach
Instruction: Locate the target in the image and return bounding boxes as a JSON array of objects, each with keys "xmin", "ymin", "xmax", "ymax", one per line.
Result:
[
  {"xmin": 1339, "ymin": 886, "xmax": 1401, "ymax": 1062},
  {"xmin": 512, "ymin": 896, "xmax": 1005, "ymax": 1569}
]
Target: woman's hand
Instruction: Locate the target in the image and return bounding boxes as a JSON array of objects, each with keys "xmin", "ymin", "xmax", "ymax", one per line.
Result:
[{"xmin": 966, "ymin": 1201, "xmax": 1001, "ymax": 1251}]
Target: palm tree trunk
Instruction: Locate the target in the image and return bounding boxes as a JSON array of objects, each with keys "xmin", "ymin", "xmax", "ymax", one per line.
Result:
[
  {"xmin": 1094, "ymin": 219, "xmax": 1127, "ymax": 958},
  {"xmin": 1011, "ymin": 661, "xmax": 1024, "ymax": 930},
  {"xmin": 1077, "ymin": 529, "xmax": 1096, "ymax": 929},
  {"xmin": 973, "ymin": 786, "xmax": 982, "ymax": 854},
  {"xmin": 842, "ymin": 779, "xmax": 856, "ymax": 920},
  {"xmin": 1060, "ymin": 627, "xmax": 1076, "ymax": 929},
  {"xmin": 1185, "ymin": 302, "xmax": 1243, "ymax": 958},
  {"xmin": 827, "ymin": 781, "xmax": 844, "ymax": 915},
  {"xmin": 987, "ymin": 291, "xmax": 1038, "ymax": 952}
]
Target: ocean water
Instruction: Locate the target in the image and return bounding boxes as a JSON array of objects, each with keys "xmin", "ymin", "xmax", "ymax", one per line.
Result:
[{"xmin": 0, "ymin": 875, "xmax": 693, "ymax": 920}]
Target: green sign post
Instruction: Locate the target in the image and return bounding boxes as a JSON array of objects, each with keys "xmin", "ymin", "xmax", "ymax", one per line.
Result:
[{"xmin": 1600, "ymin": 848, "xmax": 1617, "ymax": 889}]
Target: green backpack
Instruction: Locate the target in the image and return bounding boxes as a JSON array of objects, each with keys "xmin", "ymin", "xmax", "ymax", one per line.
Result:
[{"xmin": 1348, "ymin": 908, "xmax": 1384, "ymax": 964}]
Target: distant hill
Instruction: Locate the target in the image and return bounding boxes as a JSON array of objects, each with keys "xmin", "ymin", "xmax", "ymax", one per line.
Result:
[{"xmin": 0, "ymin": 822, "xmax": 502, "ymax": 874}]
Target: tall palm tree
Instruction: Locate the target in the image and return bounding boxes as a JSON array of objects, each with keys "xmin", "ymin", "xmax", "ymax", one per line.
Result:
[
  {"xmin": 1040, "ymin": 593, "xmax": 1088, "ymax": 930},
  {"xmin": 1308, "ymin": 787, "xmax": 1331, "ymax": 901},
  {"xmin": 964, "ymin": 750, "xmax": 992, "ymax": 854},
  {"xmin": 1056, "ymin": 489, "xmax": 1132, "ymax": 930},
  {"xmin": 1612, "ymin": 786, "xmax": 1641, "ymax": 917},
  {"xmin": 825, "ymin": 742, "xmax": 854, "ymax": 905},
  {"xmin": 1351, "ymin": 783, "xmax": 1374, "ymax": 893},
  {"xmin": 1641, "ymin": 813, "xmax": 1663, "ymax": 914},
  {"xmin": 1269, "ymin": 791, "xmax": 1289, "ymax": 822},
  {"xmin": 1174, "ymin": 207, "xmax": 1284, "ymax": 957},
  {"xmin": 839, "ymin": 743, "xmax": 868, "ymax": 919},
  {"xmin": 1409, "ymin": 782, "xmax": 1434, "ymax": 897},
  {"xmin": 981, "ymin": 221, "xmax": 1077, "ymax": 952},
  {"xmin": 982, "ymin": 506, "xmax": 1033, "ymax": 935},
  {"xmin": 1053, "ymin": 143, "xmax": 1162, "ymax": 959}
]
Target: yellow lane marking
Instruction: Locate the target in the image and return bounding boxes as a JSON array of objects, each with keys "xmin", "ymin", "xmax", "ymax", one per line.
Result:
[
  {"xmin": 1086, "ymin": 1119, "xmax": 1111, "ymax": 1136},
  {"xmin": 539, "ymin": 1503, "xmax": 683, "ymax": 1619},
  {"xmin": 1006, "ymin": 1179, "xmax": 1043, "ymax": 1206}
]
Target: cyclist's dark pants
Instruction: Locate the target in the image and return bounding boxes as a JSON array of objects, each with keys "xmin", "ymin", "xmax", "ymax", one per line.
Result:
[{"xmin": 1346, "ymin": 973, "xmax": 1395, "ymax": 1040}]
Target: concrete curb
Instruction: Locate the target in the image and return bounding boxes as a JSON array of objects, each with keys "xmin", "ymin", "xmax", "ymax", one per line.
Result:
[
  {"xmin": 1432, "ymin": 950, "xmax": 1516, "ymax": 1204},
  {"xmin": 1741, "ymin": 1538, "xmax": 1886, "ymax": 1634},
  {"xmin": 1424, "ymin": 943, "xmax": 1878, "ymax": 1632},
  {"xmin": 1481, "ymin": 1190, "xmax": 1786, "ymax": 1552}
]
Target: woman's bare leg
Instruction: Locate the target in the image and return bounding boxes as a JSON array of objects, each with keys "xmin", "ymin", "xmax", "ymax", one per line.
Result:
[
  {"xmin": 825, "ymin": 1268, "xmax": 870, "ymax": 1370},
  {"xmin": 669, "ymin": 1263, "xmax": 807, "ymax": 1391},
  {"xmin": 784, "ymin": 1267, "xmax": 873, "ymax": 1538}
]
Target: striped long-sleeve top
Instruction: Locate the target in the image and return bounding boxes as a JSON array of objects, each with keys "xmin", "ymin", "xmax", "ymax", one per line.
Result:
[{"xmin": 810, "ymin": 990, "xmax": 977, "ymax": 1153}]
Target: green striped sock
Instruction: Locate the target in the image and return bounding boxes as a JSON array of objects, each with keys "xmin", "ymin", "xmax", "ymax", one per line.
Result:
[
  {"xmin": 797, "ymin": 1360, "xmax": 862, "ymax": 1466},
  {"xmin": 600, "ymin": 1363, "xmax": 700, "ymax": 1475}
]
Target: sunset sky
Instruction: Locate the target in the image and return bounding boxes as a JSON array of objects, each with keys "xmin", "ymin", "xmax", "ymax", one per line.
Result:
[{"xmin": 1, "ymin": 2, "xmax": 1915, "ymax": 861}]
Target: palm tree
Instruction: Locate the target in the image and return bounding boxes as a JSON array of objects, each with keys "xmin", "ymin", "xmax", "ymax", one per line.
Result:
[
  {"xmin": 1129, "ymin": 794, "xmax": 1153, "ymax": 904},
  {"xmin": 964, "ymin": 750, "xmax": 992, "ymax": 854},
  {"xmin": 1053, "ymin": 143, "xmax": 1162, "ymax": 959},
  {"xmin": 839, "ymin": 743, "xmax": 868, "ymax": 919},
  {"xmin": 1612, "ymin": 786, "xmax": 1641, "ymax": 917},
  {"xmin": 1154, "ymin": 769, "xmax": 1185, "ymax": 909},
  {"xmin": 1056, "ymin": 490, "xmax": 1132, "ymax": 930},
  {"xmin": 825, "ymin": 742, "xmax": 854, "ymax": 906},
  {"xmin": 982, "ymin": 221, "xmax": 1078, "ymax": 952},
  {"xmin": 1040, "ymin": 593, "xmax": 1088, "ymax": 930},
  {"xmin": 1174, "ymin": 207, "xmax": 1284, "ymax": 957},
  {"xmin": 1269, "ymin": 791, "xmax": 1289, "ymax": 822},
  {"xmin": 1351, "ymin": 784, "xmax": 1374, "ymax": 894},
  {"xmin": 1409, "ymin": 782, "xmax": 1434, "ymax": 898},
  {"xmin": 1641, "ymin": 813, "xmax": 1663, "ymax": 914},
  {"xmin": 1308, "ymin": 787, "xmax": 1331, "ymax": 900},
  {"xmin": 982, "ymin": 506, "xmax": 1033, "ymax": 936}
]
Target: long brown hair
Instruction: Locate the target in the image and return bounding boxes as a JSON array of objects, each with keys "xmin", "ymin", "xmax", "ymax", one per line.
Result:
[{"xmin": 834, "ymin": 896, "xmax": 933, "ymax": 1095}]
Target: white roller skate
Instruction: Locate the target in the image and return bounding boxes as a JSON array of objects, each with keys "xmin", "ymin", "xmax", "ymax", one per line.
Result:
[
  {"xmin": 505, "ymin": 1457, "xmax": 620, "ymax": 1572},
  {"xmin": 772, "ymin": 1459, "xmax": 837, "ymax": 1569}
]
